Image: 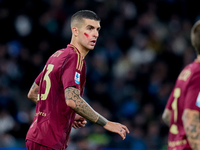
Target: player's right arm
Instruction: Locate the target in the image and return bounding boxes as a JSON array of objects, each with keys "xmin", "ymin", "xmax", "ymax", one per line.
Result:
[
  {"xmin": 27, "ymin": 82, "xmax": 39, "ymax": 103},
  {"xmin": 162, "ymin": 90, "xmax": 174, "ymax": 126},
  {"xmin": 162, "ymin": 108, "xmax": 171, "ymax": 126},
  {"xmin": 65, "ymin": 86, "xmax": 130, "ymax": 140},
  {"xmin": 182, "ymin": 109, "xmax": 200, "ymax": 150},
  {"xmin": 27, "ymin": 71, "xmax": 43, "ymax": 103}
]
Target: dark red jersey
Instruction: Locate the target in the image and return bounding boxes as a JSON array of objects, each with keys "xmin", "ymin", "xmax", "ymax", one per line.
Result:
[
  {"xmin": 165, "ymin": 60, "xmax": 200, "ymax": 150},
  {"xmin": 26, "ymin": 44, "xmax": 86, "ymax": 149}
]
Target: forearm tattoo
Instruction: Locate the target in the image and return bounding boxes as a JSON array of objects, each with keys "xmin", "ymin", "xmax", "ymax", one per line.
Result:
[
  {"xmin": 31, "ymin": 82, "xmax": 36, "ymax": 89},
  {"xmin": 29, "ymin": 82, "xmax": 39, "ymax": 103},
  {"xmin": 96, "ymin": 115, "xmax": 108, "ymax": 126},
  {"xmin": 183, "ymin": 110, "xmax": 200, "ymax": 150},
  {"xmin": 65, "ymin": 87, "xmax": 107, "ymax": 126}
]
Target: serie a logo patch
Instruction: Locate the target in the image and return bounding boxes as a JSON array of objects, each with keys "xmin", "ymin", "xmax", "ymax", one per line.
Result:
[{"xmin": 74, "ymin": 72, "xmax": 80, "ymax": 84}]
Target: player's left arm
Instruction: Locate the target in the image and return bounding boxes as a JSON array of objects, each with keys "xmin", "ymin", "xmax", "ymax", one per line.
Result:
[
  {"xmin": 182, "ymin": 109, "xmax": 200, "ymax": 150},
  {"xmin": 27, "ymin": 82, "xmax": 39, "ymax": 103},
  {"xmin": 65, "ymin": 87, "xmax": 129, "ymax": 140},
  {"xmin": 162, "ymin": 108, "xmax": 171, "ymax": 126}
]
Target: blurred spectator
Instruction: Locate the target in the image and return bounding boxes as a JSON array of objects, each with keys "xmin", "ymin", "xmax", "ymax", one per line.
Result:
[{"xmin": 0, "ymin": 109, "xmax": 15, "ymax": 134}]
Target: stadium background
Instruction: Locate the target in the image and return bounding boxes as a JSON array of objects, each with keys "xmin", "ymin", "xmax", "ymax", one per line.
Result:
[{"xmin": 0, "ymin": 0, "xmax": 200, "ymax": 149}]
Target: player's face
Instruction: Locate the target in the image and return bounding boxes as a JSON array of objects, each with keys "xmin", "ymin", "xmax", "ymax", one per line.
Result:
[{"xmin": 78, "ymin": 19, "xmax": 101, "ymax": 50}]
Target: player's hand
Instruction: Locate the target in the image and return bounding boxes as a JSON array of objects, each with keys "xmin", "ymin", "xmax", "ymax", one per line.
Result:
[
  {"xmin": 72, "ymin": 114, "xmax": 87, "ymax": 129},
  {"xmin": 103, "ymin": 121, "xmax": 130, "ymax": 140}
]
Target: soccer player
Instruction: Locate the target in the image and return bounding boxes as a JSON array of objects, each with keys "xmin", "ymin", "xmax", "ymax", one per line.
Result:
[
  {"xmin": 162, "ymin": 20, "xmax": 200, "ymax": 150},
  {"xmin": 25, "ymin": 10, "xmax": 129, "ymax": 150}
]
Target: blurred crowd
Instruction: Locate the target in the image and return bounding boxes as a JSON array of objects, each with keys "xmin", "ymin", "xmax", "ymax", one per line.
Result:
[{"xmin": 0, "ymin": 0, "xmax": 200, "ymax": 149}]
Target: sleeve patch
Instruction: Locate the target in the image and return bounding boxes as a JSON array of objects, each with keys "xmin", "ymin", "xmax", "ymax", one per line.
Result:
[{"xmin": 74, "ymin": 72, "xmax": 80, "ymax": 84}]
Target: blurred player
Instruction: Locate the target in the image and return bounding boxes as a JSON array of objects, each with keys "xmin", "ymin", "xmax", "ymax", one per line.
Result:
[
  {"xmin": 162, "ymin": 20, "xmax": 200, "ymax": 150},
  {"xmin": 25, "ymin": 10, "xmax": 129, "ymax": 150}
]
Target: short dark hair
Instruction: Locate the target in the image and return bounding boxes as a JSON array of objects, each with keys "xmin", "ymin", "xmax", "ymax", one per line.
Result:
[
  {"xmin": 191, "ymin": 20, "xmax": 200, "ymax": 54},
  {"xmin": 71, "ymin": 10, "xmax": 100, "ymax": 23}
]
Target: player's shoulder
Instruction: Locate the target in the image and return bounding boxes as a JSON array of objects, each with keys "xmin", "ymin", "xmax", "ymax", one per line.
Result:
[
  {"xmin": 66, "ymin": 44, "xmax": 81, "ymax": 59},
  {"xmin": 180, "ymin": 61, "xmax": 200, "ymax": 81},
  {"xmin": 51, "ymin": 46, "xmax": 78, "ymax": 58},
  {"xmin": 182, "ymin": 61, "xmax": 199, "ymax": 71},
  {"xmin": 51, "ymin": 48, "xmax": 65, "ymax": 57},
  {"xmin": 188, "ymin": 61, "xmax": 200, "ymax": 73}
]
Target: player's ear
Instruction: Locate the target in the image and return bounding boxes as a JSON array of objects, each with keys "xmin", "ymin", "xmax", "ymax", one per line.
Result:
[{"xmin": 72, "ymin": 27, "xmax": 78, "ymax": 37}]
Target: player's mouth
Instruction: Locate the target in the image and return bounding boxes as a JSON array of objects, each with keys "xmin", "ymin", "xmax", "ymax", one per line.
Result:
[{"xmin": 90, "ymin": 40, "xmax": 96, "ymax": 46}]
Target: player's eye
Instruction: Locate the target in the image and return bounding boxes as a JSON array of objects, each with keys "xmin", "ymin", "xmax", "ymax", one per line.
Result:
[
  {"xmin": 97, "ymin": 27, "xmax": 101, "ymax": 32},
  {"xmin": 87, "ymin": 25, "xmax": 94, "ymax": 31},
  {"xmin": 88, "ymin": 27, "xmax": 93, "ymax": 30}
]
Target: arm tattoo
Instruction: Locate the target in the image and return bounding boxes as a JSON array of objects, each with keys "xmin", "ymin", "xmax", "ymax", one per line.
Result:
[
  {"xmin": 28, "ymin": 82, "xmax": 39, "ymax": 103},
  {"xmin": 96, "ymin": 115, "xmax": 108, "ymax": 126},
  {"xmin": 65, "ymin": 87, "xmax": 107, "ymax": 126},
  {"xmin": 31, "ymin": 82, "xmax": 36, "ymax": 89},
  {"xmin": 183, "ymin": 110, "xmax": 200, "ymax": 149}
]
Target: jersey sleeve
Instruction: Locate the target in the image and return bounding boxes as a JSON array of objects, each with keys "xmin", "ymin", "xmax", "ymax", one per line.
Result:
[
  {"xmin": 35, "ymin": 71, "xmax": 43, "ymax": 85},
  {"xmin": 165, "ymin": 89, "xmax": 174, "ymax": 111},
  {"xmin": 184, "ymin": 72, "xmax": 200, "ymax": 111},
  {"xmin": 61, "ymin": 53, "xmax": 81, "ymax": 90}
]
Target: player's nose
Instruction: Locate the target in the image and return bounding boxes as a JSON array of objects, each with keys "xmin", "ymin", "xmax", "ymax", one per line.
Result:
[{"xmin": 93, "ymin": 30, "xmax": 99, "ymax": 38}]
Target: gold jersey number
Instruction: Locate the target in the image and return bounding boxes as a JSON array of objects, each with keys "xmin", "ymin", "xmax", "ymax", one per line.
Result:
[
  {"xmin": 38, "ymin": 64, "xmax": 54, "ymax": 101},
  {"xmin": 170, "ymin": 88, "xmax": 181, "ymax": 134}
]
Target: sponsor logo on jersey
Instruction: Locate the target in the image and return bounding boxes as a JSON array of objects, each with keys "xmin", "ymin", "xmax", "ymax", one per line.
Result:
[
  {"xmin": 75, "ymin": 72, "xmax": 80, "ymax": 84},
  {"xmin": 196, "ymin": 92, "xmax": 200, "ymax": 107}
]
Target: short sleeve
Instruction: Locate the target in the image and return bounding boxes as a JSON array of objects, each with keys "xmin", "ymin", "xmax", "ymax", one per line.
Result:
[
  {"xmin": 61, "ymin": 53, "xmax": 81, "ymax": 90},
  {"xmin": 165, "ymin": 89, "xmax": 174, "ymax": 111},
  {"xmin": 184, "ymin": 73, "xmax": 200, "ymax": 111},
  {"xmin": 35, "ymin": 72, "xmax": 43, "ymax": 85}
]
